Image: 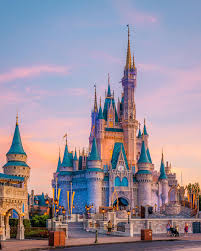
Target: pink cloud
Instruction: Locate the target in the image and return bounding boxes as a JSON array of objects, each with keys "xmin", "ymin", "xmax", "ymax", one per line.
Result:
[
  {"xmin": 0, "ymin": 65, "xmax": 70, "ymax": 84},
  {"xmin": 114, "ymin": 0, "xmax": 158, "ymax": 25}
]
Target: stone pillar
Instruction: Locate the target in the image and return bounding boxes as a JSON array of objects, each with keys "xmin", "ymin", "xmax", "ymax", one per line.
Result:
[
  {"xmin": 0, "ymin": 214, "xmax": 6, "ymax": 241},
  {"xmin": 16, "ymin": 216, "xmax": 24, "ymax": 240},
  {"xmin": 5, "ymin": 214, "xmax": 10, "ymax": 240}
]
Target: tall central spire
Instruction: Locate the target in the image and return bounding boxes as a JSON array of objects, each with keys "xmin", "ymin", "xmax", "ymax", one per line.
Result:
[{"xmin": 125, "ymin": 24, "xmax": 132, "ymax": 70}]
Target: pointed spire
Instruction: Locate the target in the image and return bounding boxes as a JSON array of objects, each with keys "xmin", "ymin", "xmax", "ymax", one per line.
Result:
[
  {"xmin": 107, "ymin": 73, "xmax": 111, "ymax": 97},
  {"xmin": 94, "ymin": 84, "xmax": 98, "ymax": 112},
  {"xmin": 146, "ymin": 147, "xmax": 152, "ymax": 164},
  {"xmin": 62, "ymin": 140, "xmax": 72, "ymax": 167},
  {"xmin": 137, "ymin": 138, "xmax": 149, "ymax": 164},
  {"xmin": 143, "ymin": 118, "xmax": 148, "ymax": 136},
  {"xmin": 56, "ymin": 148, "xmax": 61, "ymax": 173},
  {"xmin": 159, "ymin": 149, "xmax": 167, "ymax": 179},
  {"xmin": 137, "ymin": 123, "xmax": 142, "ymax": 138},
  {"xmin": 7, "ymin": 116, "xmax": 26, "ymax": 156},
  {"xmin": 88, "ymin": 137, "xmax": 101, "ymax": 161},
  {"xmin": 98, "ymin": 97, "xmax": 104, "ymax": 119},
  {"xmin": 74, "ymin": 148, "xmax": 78, "ymax": 161},
  {"xmin": 125, "ymin": 24, "xmax": 132, "ymax": 70}
]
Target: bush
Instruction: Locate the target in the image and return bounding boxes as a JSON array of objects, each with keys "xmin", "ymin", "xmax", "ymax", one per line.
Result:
[
  {"xmin": 31, "ymin": 215, "xmax": 49, "ymax": 227},
  {"xmin": 25, "ymin": 228, "xmax": 49, "ymax": 238}
]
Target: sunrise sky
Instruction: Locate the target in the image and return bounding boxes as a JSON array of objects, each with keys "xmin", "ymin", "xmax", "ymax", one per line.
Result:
[{"xmin": 0, "ymin": 0, "xmax": 201, "ymax": 195}]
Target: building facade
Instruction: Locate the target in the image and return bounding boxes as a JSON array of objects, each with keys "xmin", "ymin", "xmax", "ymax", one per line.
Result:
[{"xmin": 52, "ymin": 27, "xmax": 178, "ymax": 214}]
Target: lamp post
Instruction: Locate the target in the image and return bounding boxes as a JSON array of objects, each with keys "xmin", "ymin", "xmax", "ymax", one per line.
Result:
[
  {"xmin": 85, "ymin": 204, "xmax": 93, "ymax": 219},
  {"xmin": 127, "ymin": 210, "xmax": 130, "ymax": 224},
  {"xmin": 101, "ymin": 209, "xmax": 105, "ymax": 221}
]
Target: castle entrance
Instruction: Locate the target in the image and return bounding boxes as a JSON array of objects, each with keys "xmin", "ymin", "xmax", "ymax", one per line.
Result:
[{"xmin": 113, "ymin": 197, "xmax": 129, "ymax": 210}]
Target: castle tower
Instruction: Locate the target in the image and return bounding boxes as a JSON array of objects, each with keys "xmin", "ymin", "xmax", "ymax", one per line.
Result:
[
  {"xmin": 159, "ymin": 151, "xmax": 168, "ymax": 205},
  {"xmin": 89, "ymin": 85, "xmax": 98, "ymax": 147},
  {"xmin": 86, "ymin": 137, "xmax": 104, "ymax": 212},
  {"xmin": 121, "ymin": 25, "xmax": 138, "ymax": 168},
  {"xmin": 3, "ymin": 115, "xmax": 30, "ymax": 188},
  {"xmin": 73, "ymin": 149, "xmax": 78, "ymax": 171},
  {"xmin": 136, "ymin": 137, "xmax": 153, "ymax": 207},
  {"xmin": 3, "ymin": 115, "xmax": 30, "ymax": 218},
  {"xmin": 96, "ymin": 97, "xmax": 105, "ymax": 158}
]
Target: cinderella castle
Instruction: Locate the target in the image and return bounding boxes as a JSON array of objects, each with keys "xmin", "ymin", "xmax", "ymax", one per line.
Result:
[{"xmin": 52, "ymin": 27, "xmax": 178, "ymax": 214}]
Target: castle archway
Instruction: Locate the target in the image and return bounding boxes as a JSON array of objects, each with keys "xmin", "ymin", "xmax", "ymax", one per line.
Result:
[
  {"xmin": 0, "ymin": 207, "xmax": 24, "ymax": 240},
  {"xmin": 113, "ymin": 197, "xmax": 129, "ymax": 210}
]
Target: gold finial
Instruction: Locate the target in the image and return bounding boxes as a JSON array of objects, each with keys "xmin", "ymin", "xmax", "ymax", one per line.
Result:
[
  {"xmin": 94, "ymin": 84, "xmax": 98, "ymax": 112},
  {"xmin": 139, "ymin": 122, "xmax": 141, "ymax": 129},
  {"xmin": 63, "ymin": 133, "xmax": 67, "ymax": 145},
  {"xmin": 99, "ymin": 96, "xmax": 101, "ymax": 108},
  {"xmin": 108, "ymin": 73, "xmax": 110, "ymax": 85},
  {"xmin": 144, "ymin": 118, "xmax": 146, "ymax": 125},
  {"xmin": 16, "ymin": 112, "xmax": 19, "ymax": 125},
  {"xmin": 125, "ymin": 24, "xmax": 132, "ymax": 70}
]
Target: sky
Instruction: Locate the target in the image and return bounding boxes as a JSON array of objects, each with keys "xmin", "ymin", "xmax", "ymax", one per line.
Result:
[{"xmin": 0, "ymin": 0, "xmax": 201, "ymax": 195}]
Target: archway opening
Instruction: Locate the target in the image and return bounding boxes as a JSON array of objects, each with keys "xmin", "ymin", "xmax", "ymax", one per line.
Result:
[{"xmin": 113, "ymin": 197, "xmax": 129, "ymax": 210}]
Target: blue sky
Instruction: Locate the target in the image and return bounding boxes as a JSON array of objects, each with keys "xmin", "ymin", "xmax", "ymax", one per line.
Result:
[{"xmin": 0, "ymin": 0, "xmax": 201, "ymax": 193}]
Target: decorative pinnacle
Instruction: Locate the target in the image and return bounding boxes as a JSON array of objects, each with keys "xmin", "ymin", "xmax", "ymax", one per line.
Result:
[
  {"xmin": 108, "ymin": 73, "xmax": 110, "ymax": 85},
  {"xmin": 133, "ymin": 53, "xmax": 135, "ymax": 69},
  {"xmin": 94, "ymin": 84, "xmax": 98, "ymax": 112},
  {"xmin": 144, "ymin": 118, "xmax": 146, "ymax": 125},
  {"xmin": 63, "ymin": 133, "xmax": 67, "ymax": 145},
  {"xmin": 99, "ymin": 96, "xmax": 101, "ymax": 107},
  {"xmin": 125, "ymin": 24, "xmax": 132, "ymax": 70},
  {"xmin": 16, "ymin": 112, "xmax": 19, "ymax": 126},
  {"xmin": 162, "ymin": 148, "xmax": 164, "ymax": 162}
]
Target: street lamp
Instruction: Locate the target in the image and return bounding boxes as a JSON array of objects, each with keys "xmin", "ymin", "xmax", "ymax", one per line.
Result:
[
  {"xmin": 127, "ymin": 210, "xmax": 130, "ymax": 224},
  {"xmin": 102, "ymin": 209, "xmax": 105, "ymax": 221}
]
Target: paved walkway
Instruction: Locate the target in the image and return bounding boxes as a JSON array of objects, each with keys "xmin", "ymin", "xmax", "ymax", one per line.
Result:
[{"xmin": 1, "ymin": 234, "xmax": 201, "ymax": 251}]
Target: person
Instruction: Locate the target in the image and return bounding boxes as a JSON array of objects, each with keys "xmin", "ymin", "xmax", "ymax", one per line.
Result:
[
  {"xmin": 166, "ymin": 222, "xmax": 171, "ymax": 236},
  {"xmin": 184, "ymin": 223, "xmax": 188, "ymax": 236},
  {"xmin": 107, "ymin": 220, "xmax": 112, "ymax": 234},
  {"xmin": 175, "ymin": 225, "xmax": 179, "ymax": 236}
]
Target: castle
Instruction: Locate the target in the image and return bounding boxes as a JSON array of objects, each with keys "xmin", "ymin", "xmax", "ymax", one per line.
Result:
[{"xmin": 52, "ymin": 27, "xmax": 178, "ymax": 214}]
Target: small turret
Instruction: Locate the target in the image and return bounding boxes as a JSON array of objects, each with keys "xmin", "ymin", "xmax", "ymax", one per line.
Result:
[
  {"xmin": 88, "ymin": 137, "xmax": 101, "ymax": 161},
  {"xmin": 159, "ymin": 150, "xmax": 168, "ymax": 206},
  {"xmin": 137, "ymin": 123, "xmax": 142, "ymax": 138},
  {"xmin": 73, "ymin": 148, "xmax": 78, "ymax": 171},
  {"xmin": 3, "ymin": 115, "xmax": 30, "ymax": 187},
  {"xmin": 60, "ymin": 136, "xmax": 73, "ymax": 171},
  {"xmin": 159, "ymin": 151, "xmax": 167, "ymax": 180},
  {"xmin": 136, "ymin": 136, "xmax": 152, "ymax": 207},
  {"xmin": 146, "ymin": 147, "xmax": 152, "ymax": 164},
  {"xmin": 56, "ymin": 149, "xmax": 61, "ymax": 173}
]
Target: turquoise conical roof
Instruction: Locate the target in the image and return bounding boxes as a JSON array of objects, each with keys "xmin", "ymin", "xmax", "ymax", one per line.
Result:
[
  {"xmin": 137, "ymin": 128, "xmax": 142, "ymax": 138},
  {"xmin": 56, "ymin": 154, "xmax": 61, "ymax": 173},
  {"xmin": 146, "ymin": 147, "xmax": 152, "ymax": 164},
  {"xmin": 88, "ymin": 137, "xmax": 101, "ymax": 161},
  {"xmin": 143, "ymin": 123, "xmax": 148, "ymax": 136},
  {"xmin": 98, "ymin": 106, "xmax": 104, "ymax": 119},
  {"xmin": 138, "ymin": 140, "xmax": 149, "ymax": 164},
  {"xmin": 7, "ymin": 120, "xmax": 26, "ymax": 156},
  {"xmin": 62, "ymin": 144, "xmax": 72, "ymax": 167},
  {"xmin": 107, "ymin": 83, "xmax": 111, "ymax": 97},
  {"xmin": 74, "ymin": 149, "xmax": 78, "ymax": 161},
  {"xmin": 159, "ymin": 153, "xmax": 167, "ymax": 179}
]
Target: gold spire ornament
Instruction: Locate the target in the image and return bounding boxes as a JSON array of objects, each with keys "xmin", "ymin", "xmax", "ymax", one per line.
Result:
[
  {"xmin": 99, "ymin": 96, "xmax": 101, "ymax": 108},
  {"xmin": 94, "ymin": 84, "xmax": 98, "ymax": 112},
  {"xmin": 133, "ymin": 53, "xmax": 135, "ymax": 70},
  {"xmin": 63, "ymin": 133, "xmax": 67, "ymax": 145},
  {"xmin": 162, "ymin": 148, "xmax": 164, "ymax": 162},
  {"xmin": 125, "ymin": 24, "xmax": 132, "ymax": 70}
]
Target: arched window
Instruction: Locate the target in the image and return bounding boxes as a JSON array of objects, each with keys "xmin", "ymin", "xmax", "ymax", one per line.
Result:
[
  {"xmin": 122, "ymin": 177, "xmax": 128, "ymax": 187},
  {"xmin": 115, "ymin": 176, "xmax": 121, "ymax": 187}
]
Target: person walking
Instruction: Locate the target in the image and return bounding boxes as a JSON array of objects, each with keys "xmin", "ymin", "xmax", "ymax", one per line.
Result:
[
  {"xmin": 166, "ymin": 222, "xmax": 171, "ymax": 236},
  {"xmin": 107, "ymin": 220, "xmax": 112, "ymax": 234},
  {"xmin": 184, "ymin": 223, "xmax": 188, "ymax": 236}
]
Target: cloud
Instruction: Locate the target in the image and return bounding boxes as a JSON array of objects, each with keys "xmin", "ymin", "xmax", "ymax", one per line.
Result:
[
  {"xmin": 0, "ymin": 65, "xmax": 70, "ymax": 84},
  {"xmin": 114, "ymin": 0, "xmax": 158, "ymax": 25}
]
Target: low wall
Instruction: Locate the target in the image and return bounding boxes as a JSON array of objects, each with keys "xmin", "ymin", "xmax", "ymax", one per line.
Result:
[{"xmin": 85, "ymin": 217, "xmax": 201, "ymax": 237}]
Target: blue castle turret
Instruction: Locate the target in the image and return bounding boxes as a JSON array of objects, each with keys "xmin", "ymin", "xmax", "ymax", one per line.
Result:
[{"xmin": 159, "ymin": 151, "xmax": 168, "ymax": 205}]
